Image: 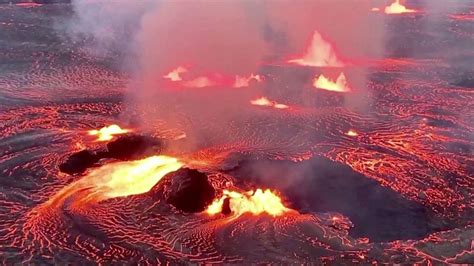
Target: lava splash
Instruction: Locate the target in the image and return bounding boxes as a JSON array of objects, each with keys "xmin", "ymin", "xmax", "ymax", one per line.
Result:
[
  {"xmin": 88, "ymin": 124, "xmax": 131, "ymax": 142},
  {"xmin": 313, "ymin": 72, "xmax": 351, "ymax": 92},
  {"xmin": 250, "ymin": 96, "xmax": 289, "ymax": 109},
  {"xmin": 382, "ymin": 0, "xmax": 418, "ymax": 15},
  {"xmin": 206, "ymin": 189, "xmax": 291, "ymax": 217}
]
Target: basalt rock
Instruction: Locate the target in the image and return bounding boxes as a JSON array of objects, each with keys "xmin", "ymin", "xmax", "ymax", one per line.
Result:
[
  {"xmin": 59, "ymin": 150, "xmax": 100, "ymax": 175},
  {"xmin": 105, "ymin": 134, "xmax": 163, "ymax": 160},
  {"xmin": 165, "ymin": 168, "xmax": 215, "ymax": 213},
  {"xmin": 221, "ymin": 197, "xmax": 232, "ymax": 215}
]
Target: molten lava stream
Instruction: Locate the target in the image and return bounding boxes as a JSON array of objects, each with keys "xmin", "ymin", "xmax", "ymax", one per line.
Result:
[
  {"xmin": 44, "ymin": 155, "xmax": 183, "ymax": 208},
  {"xmin": 88, "ymin": 124, "xmax": 131, "ymax": 142},
  {"xmin": 206, "ymin": 189, "xmax": 292, "ymax": 218},
  {"xmin": 313, "ymin": 72, "xmax": 351, "ymax": 92}
]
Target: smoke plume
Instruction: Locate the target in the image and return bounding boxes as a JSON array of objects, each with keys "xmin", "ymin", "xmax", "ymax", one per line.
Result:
[{"xmin": 67, "ymin": 0, "xmax": 388, "ymax": 152}]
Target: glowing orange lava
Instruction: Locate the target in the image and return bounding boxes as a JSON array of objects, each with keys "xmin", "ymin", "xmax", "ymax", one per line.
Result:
[
  {"xmin": 288, "ymin": 31, "xmax": 344, "ymax": 67},
  {"xmin": 313, "ymin": 72, "xmax": 351, "ymax": 92},
  {"xmin": 383, "ymin": 0, "xmax": 417, "ymax": 14},
  {"xmin": 346, "ymin": 130, "xmax": 358, "ymax": 137},
  {"xmin": 206, "ymin": 189, "xmax": 290, "ymax": 217},
  {"xmin": 163, "ymin": 66, "xmax": 187, "ymax": 81},
  {"xmin": 250, "ymin": 97, "xmax": 289, "ymax": 109},
  {"xmin": 74, "ymin": 142, "xmax": 86, "ymax": 151},
  {"xmin": 47, "ymin": 155, "xmax": 183, "ymax": 207},
  {"xmin": 15, "ymin": 3, "xmax": 43, "ymax": 7},
  {"xmin": 162, "ymin": 65, "xmax": 263, "ymax": 88},
  {"xmin": 449, "ymin": 11, "xmax": 474, "ymax": 21},
  {"xmin": 233, "ymin": 74, "xmax": 263, "ymax": 88},
  {"xmin": 183, "ymin": 76, "xmax": 215, "ymax": 88},
  {"xmin": 88, "ymin": 124, "xmax": 131, "ymax": 141}
]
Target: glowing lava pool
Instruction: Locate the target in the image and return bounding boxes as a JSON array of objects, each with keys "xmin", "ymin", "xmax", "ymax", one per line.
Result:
[{"xmin": 0, "ymin": 1, "xmax": 473, "ymax": 264}]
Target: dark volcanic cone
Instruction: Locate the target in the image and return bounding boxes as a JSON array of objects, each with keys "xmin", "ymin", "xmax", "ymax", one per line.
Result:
[
  {"xmin": 59, "ymin": 150, "xmax": 100, "ymax": 175},
  {"xmin": 165, "ymin": 168, "xmax": 216, "ymax": 213},
  {"xmin": 221, "ymin": 197, "xmax": 232, "ymax": 215},
  {"xmin": 106, "ymin": 134, "xmax": 163, "ymax": 160}
]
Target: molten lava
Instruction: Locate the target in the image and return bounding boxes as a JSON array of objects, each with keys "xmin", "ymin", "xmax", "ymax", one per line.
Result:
[
  {"xmin": 47, "ymin": 155, "xmax": 183, "ymax": 207},
  {"xmin": 250, "ymin": 97, "xmax": 272, "ymax": 107},
  {"xmin": 288, "ymin": 31, "xmax": 344, "ymax": 67},
  {"xmin": 163, "ymin": 65, "xmax": 263, "ymax": 89},
  {"xmin": 346, "ymin": 130, "xmax": 358, "ymax": 137},
  {"xmin": 183, "ymin": 76, "xmax": 215, "ymax": 88},
  {"xmin": 383, "ymin": 0, "xmax": 417, "ymax": 14},
  {"xmin": 88, "ymin": 124, "xmax": 131, "ymax": 141},
  {"xmin": 313, "ymin": 72, "xmax": 351, "ymax": 92},
  {"xmin": 206, "ymin": 189, "xmax": 290, "ymax": 217},
  {"xmin": 163, "ymin": 66, "xmax": 187, "ymax": 81},
  {"xmin": 233, "ymin": 74, "xmax": 263, "ymax": 88},
  {"xmin": 250, "ymin": 97, "xmax": 289, "ymax": 109},
  {"xmin": 15, "ymin": 3, "xmax": 43, "ymax": 7}
]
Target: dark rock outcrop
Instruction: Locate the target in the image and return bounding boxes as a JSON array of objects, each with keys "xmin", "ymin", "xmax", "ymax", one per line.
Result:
[
  {"xmin": 59, "ymin": 135, "xmax": 165, "ymax": 175},
  {"xmin": 165, "ymin": 168, "xmax": 215, "ymax": 213},
  {"xmin": 106, "ymin": 135, "xmax": 163, "ymax": 160},
  {"xmin": 221, "ymin": 197, "xmax": 232, "ymax": 215},
  {"xmin": 59, "ymin": 150, "xmax": 100, "ymax": 175}
]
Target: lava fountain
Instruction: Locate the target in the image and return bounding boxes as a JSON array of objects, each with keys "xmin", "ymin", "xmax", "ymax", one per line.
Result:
[
  {"xmin": 206, "ymin": 189, "xmax": 291, "ymax": 217},
  {"xmin": 383, "ymin": 0, "xmax": 417, "ymax": 15},
  {"xmin": 163, "ymin": 66, "xmax": 187, "ymax": 81},
  {"xmin": 250, "ymin": 97, "xmax": 289, "ymax": 109},
  {"xmin": 88, "ymin": 124, "xmax": 131, "ymax": 142},
  {"xmin": 345, "ymin": 129, "xmax": 358, "ymax": 137},
  {"xmin": 46, "ymin": 155, "xmax": 183, "ymax": 208},
  {"xmin": 313, "ymin": 72, "xmax": 351, "ymax": 92},
  {"xmin": 233, "ymin": 74, "xmax": 262, "ymax": 88},
  {"xmin": 288, "ymin": 31, "xmax": 344, "ymax": 67}
]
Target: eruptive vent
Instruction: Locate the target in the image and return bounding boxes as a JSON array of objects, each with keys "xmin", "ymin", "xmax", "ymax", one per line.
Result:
[
  {"xmin": 345, "ymin": 129, "xmax": 358, "ymax": 137},
  {"xmin": 163, "ymin": 66, "xmax": 187, "ymax": 81},
  {"xmin": 374, "ymin": 0, "xmax": 418, "ymax": 15},
  {"xmin": 233, "ymin": 74, "xmax": 263, "ymax": 88},
  {"xmin": 88, "ymin": 124, "xmax": 131, "ymax": 142},
  {"xmin": 206, "ymin": 189, "xmax": 291, "ymax": 217},
  {"xmin": 250, "ymin": 97, "xmax": 289, "ymax": 109}
]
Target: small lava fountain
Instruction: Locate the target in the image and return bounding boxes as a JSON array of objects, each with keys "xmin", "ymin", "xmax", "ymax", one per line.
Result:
[
  {"xmin": 373, "ymin": 0, "xmax": 418, "ymax": 15},
  {"xmin": 206, "ymin": 189, "xmax": 291, "ymax": 217},
  {"xmin": 250, "ymin": 96, "xmax": 289, "ymax": 109},
  {"xmin": 88, "ymin": 124, "xmax": 131, "ymax": 142},
  {"xmin": 313, "ymin": 72, "xmax": 351, "ymax": 92}
]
